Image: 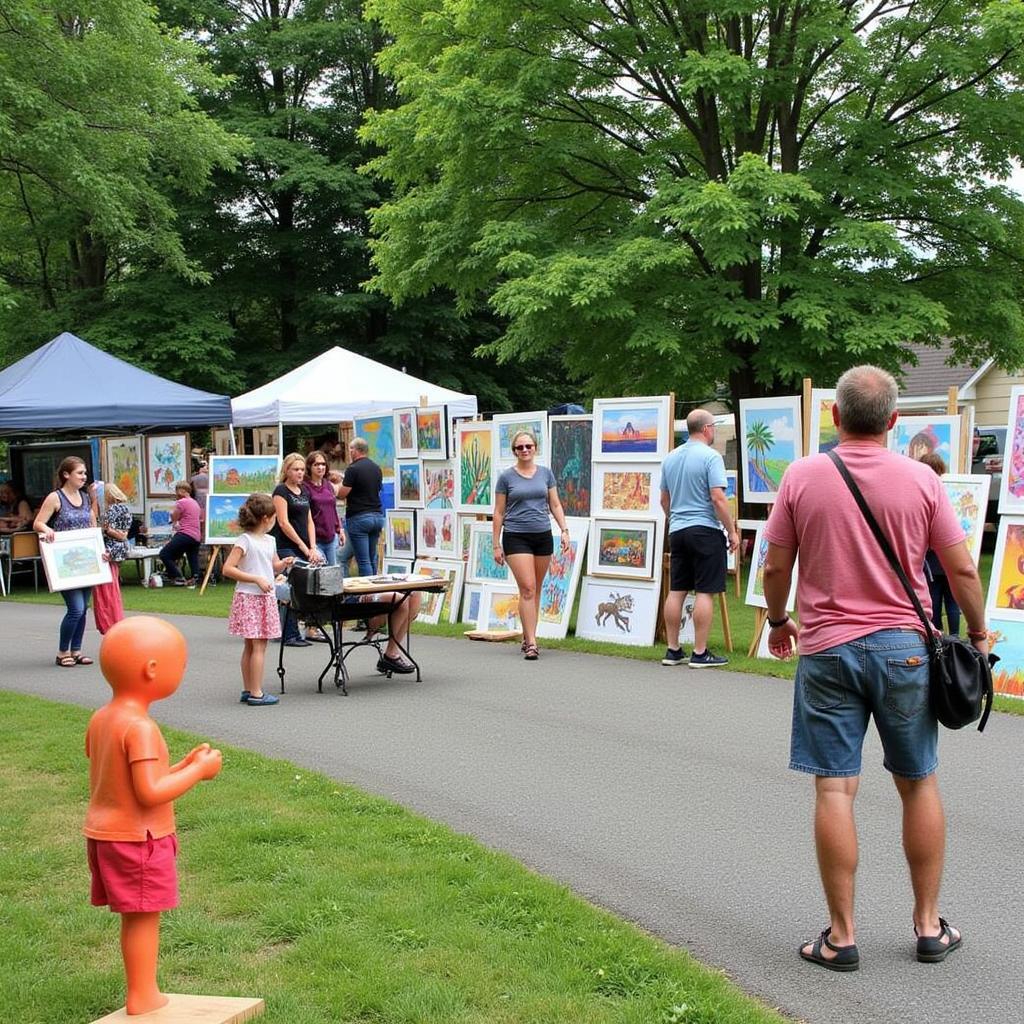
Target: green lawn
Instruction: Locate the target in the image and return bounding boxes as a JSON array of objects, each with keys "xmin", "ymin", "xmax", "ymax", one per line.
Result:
[{"xmin": 0, "ymin": 693, "xmax": 785, "ymax": 1024}]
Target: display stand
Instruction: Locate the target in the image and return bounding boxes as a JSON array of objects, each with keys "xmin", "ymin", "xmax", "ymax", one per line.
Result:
[
  {"xmin": 199, "ymin": 545, "xmax": 223, "ymax": 596},
  {"xmin": 747, "ymin": 608, "xmax": 767, "ymax": 658},
  {"xmin": 90, "ymin": 993, "xmax": 264, "ymax": 1023}
]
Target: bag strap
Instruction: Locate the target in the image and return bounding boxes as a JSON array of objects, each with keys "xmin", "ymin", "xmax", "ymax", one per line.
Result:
[{"xmin": 825, "ymin": 450, "xmax": 937, "ymax": 649}]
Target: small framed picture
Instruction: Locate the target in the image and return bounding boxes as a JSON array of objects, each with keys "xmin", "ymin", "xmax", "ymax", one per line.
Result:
[
  {"xmin": 205, "ymin": 495, "xmax": 247, "ymax": 545},
  {"xmin": 466, "ymin": 521, "xmax": 511, "ymax": 585},
  {"xmin": 145, "ymin": 499, "xmax": 177, "ymax": 539},
  {"xmin": 591, "ymin": 396, "xmax": 672, "ymax": 462},
  {"xmin": 144, "ymin": 434, "xmax": 190, "ymax": 497},
  {"xmin": 492, "ymin": 411, "xmax": 549, "ymax": 465},
  {"xmin": 39, "ymin": 528, "xmax": 112, "ymax": 592},
  {"xmin": 592, "ymin": 462, "xmax": 662, "ymax": 517},
  {"xmin": 394, "ymin": 407, "xmax": 419, "ymax": 459},
  {"xmin": 416, "ymin": 508, "xmax": 457, "ymax": 558},
  {"xmin": 416, "ymin": 405, "xmax": 449, "ymax": 459},
  {"xmin": 478, "ymin": 584, "xmax": 522, "ymax": 632},
  {"xmin": 385, "ymin": 509, "xmax": 416, "ymax": 559},
  {"xmin": 587, "ymin": 518, "xmax": 658, "ymax": 580},
  {"xmin": 396, "ymin": 459, "xmax": 424, "ymax": 509}
]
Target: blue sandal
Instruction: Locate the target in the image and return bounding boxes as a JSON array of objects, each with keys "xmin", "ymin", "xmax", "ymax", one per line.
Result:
[{"xmin": 799, "ymin": 927, "xmax": 860, "ymax": 972}]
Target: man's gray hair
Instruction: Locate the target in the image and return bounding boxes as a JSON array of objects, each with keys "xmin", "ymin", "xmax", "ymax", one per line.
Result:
[
  {"xmin": 835, "ymin": 365, "xmax": 899, "ymax": 436},
  {"xmin": 686, "ymin": 408, "xmax": 715, "ymax": 434},
  {"xmin": 350, "ymin": 437, "xmax": 369, "ymax": 455}
]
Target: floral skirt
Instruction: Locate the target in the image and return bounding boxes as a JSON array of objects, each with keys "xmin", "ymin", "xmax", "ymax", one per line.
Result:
[{"xmin": 228, "ymin": 591, "xmax": 281, "ymax": 640}]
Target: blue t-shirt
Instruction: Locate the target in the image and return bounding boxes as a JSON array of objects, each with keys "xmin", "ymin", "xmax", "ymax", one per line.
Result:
[
  {"xmin": 660, "ymin": 441, "xmax": 727, "ymax": 533},
  {"xmin": 496, "ymin": 465, "xmax": 556, "ymax": 533}
]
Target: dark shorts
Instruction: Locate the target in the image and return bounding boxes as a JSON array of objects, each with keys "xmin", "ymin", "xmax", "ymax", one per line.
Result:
[
  {"xmin": 669, "ymin": 526, "xmax": 726, "ymax": 593},
  {"xmin": 502, "ymin": 530, "xmax": 554, "ymax": 557}
]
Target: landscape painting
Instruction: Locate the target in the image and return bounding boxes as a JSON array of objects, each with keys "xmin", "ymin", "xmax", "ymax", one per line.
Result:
[
  {"xmin": 209, "ymin": 455, "xmax": 279, "ymax": 495},
  {"xmin": 889, "ymin": 415, "xmax": 961, "ymax": 472},
  {"xmin": 739, "ymin": 396, "xmax": 802, "ymax": 504},
  {"xmin": 988, "ymin": 616, "xmax": 1024, "ymax": 699},
  {"xmin": 456, "ymin": 422, "xmax": 495, "ymax": 513},
  {"xmin": 549, "ymin": 415, "xmax": 592, "ymax": 516},
  {"xmin": 587, "ymin": 518, "xmax": 657, "ymax": 579},
  {"xmin": 575, "ymin": 577, "xmax": 660, "ymax": 647},
  {"xmin": 205, "ymin": 495, "xmax": 247, "ymax": 545},
  {"xmin": 986, "ymin": 518, "xmax": 1024, "ymax": 621},
  {"xmin": 145, "ymin": 434, "xmax": 189, "ymax": 497},
  {"xmin": 493, "ymin": 411, "xmax": 548, "ymax": 464},
  {"xmin": 537, "ymin": 518, "xmax": 588, "ymax": 639},
  {"xmin": 807, "ymin": 389, "xmax": 838, "ymax": 454},
  {"xmin": 941, "ymin": 474, "xmax": 991, "ymax": 565},
  {"xmin": 396, "ymin": 459, "xmax": 424, "ymax": 508},
  {"xmin": 394, "ymin": 407, "xmax": 418, "ymax": 458},
  {"xmin": 744, "ymin": 522, "xmax": 798, "ymax": 609},
  {"xmin": 39, "ymin": 527, "xmax": 111, "ymax": 592},
  {"xmin": 592, "ymin": 397, "xmax": 671, "ymax": 461},
  {"xmin": 999, "ymin": 386, "xmax": 1024, "ymax": 514},
  {"xmin": 103, "ymin": 436, "xmax": 144, "ymax": 513}
]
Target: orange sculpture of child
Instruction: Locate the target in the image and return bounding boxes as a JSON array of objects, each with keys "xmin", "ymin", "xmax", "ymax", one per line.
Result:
[{"xmin": 84, "ymin": 616, "xmax": 222, "ymax": 1015}]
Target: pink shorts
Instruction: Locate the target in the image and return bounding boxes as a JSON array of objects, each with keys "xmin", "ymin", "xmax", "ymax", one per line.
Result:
[{"xmin": 88, "ymin": 833, "xmax": 179, "ymax": 913}]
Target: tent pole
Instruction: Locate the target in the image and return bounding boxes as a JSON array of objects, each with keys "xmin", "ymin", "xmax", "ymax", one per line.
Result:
[
  {"xmin": 228, "ymin": 423, "xmax": 238, "ymax": 456},
  {"xmin": 278, "ymin": 421, "xmax": 284, "ymax": 456}
]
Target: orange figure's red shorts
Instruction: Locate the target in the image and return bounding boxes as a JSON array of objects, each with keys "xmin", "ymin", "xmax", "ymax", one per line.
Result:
[{"xmin": 87, "ymin": 833, "xmax": 179, "ymax": 913}]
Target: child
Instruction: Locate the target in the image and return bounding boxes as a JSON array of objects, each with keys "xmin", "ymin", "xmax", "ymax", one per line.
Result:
[
  {"xmin": 85, "ymin": 616, "xmax": 222, "ymax": 1015},
  {"xmin": 93, "ymin": 482, "xmax": 132, "ymax": 634},
  {"xmin": 222, "ymin": 492, "xmax": 295, "ymax": 706}
]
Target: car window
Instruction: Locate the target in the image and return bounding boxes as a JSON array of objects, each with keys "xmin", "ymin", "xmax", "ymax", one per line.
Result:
[{"xmin": 976, "ymin": 434, "xmax": 1000, "ymax": 459}]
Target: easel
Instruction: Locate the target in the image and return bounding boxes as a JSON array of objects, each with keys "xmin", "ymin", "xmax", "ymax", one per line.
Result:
[{"xmin": 199, "ymin": 545, "xmax": 225, "ymax": 595}]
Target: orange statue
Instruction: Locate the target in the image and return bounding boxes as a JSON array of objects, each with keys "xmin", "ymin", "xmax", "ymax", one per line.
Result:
[{"xmin": 84, "ymin": 616, "xmax": 222, "ymax": 1015}]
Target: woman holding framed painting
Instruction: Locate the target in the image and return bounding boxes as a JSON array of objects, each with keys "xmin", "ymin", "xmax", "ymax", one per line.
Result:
[
  {"xmin": 492, "ymin": 430, "xmax": 570, "ymax": 660},
  {"xmin": 33, "ymin": 456, "xmax": 99, "ymax": 668}
]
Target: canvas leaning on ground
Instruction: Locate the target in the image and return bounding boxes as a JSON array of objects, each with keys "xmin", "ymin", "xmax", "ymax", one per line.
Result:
[
  {"xmin": 536, "ymin": 518, "xmax": 589, "ymax": 640},
  {"xmin": 575, "ymin": 577, "xmax": 660, "ymax": 647}
]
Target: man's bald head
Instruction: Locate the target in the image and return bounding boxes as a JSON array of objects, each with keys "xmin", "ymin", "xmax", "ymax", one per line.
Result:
[{"xmin": 686, "ymin": 409, "xmax": 715, "ymax": 436}]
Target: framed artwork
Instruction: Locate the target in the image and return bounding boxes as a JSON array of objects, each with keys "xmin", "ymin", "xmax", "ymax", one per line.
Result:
[
  {"xmin": 755, "ymin": 619, "xmax": 797, "ymax": 661},
  {"xmin": 382, "ymin": 557, "xmax": 413, "ymax": 576},
  {"xmin": 396, "ymin": 459, "xmax": 424, "ymax": 509},
  {"xmin": 422, "ymin": 459, "xmax": 456, "ymax": 509},
  {"xmin": 385, "ymin": 509, "xmax": 416, "ymax": 559},
  {"xmin": 677, "ymin": 593, "xmax": 696, "ymax": 648},
  {"xmin": 999, "ymin": 386, "xmax": 1024, "ymax": 514},
  {"xmin": 739, "ymin": 396, "xmax": 802, "ymax": 504},
  {"xmin": 549, "ymin": 415, "xmax": 593, "ymax": 517},
  {"xmin": 592, "ymin": 463, "xmax": 661, "ymax": 517},
  {"xmin": 575, "ymin": 577, "xmax": 660, "ymax": 647},
  {"xmin": 591, "ymin": 396, "xmax": 672, "ymax": 462},
  {"xmin": 466, "ymin": 522, "xmax": 512, "ymax": 584},
  {"xmin": 724, "ymin": 471, "xmax": 738, "ymax": 572},
  {"xmin": 205, "ymin": 495, "xmax": 247, "ymax": 545},
  {"xmin": 145, "ymin": 434, "xmax": 189, "ymax": 497},
  {"xmin": 103, "ymin": 436, "xmax": 144, "ymax": 514},
  {"xmin": 416, "ymin": 405, "xmax": 449, "ymax": 458},
  {"xmin": 255, "ymin": 427, "xmax": 279, "ymax": 455},
  {"xmin": 493, "ymin": 411, "xmax": 549, "ymax": 464},
  {"xmin": 941, "ymin": 474, "xmax": 991, "ymax": 565},
  {"xmin": 394, "ymin": 407, "xmax": 418, "ymax": 458},
  {"xmin": 39, "ymin": 527, "xmax": 112, "ymax": 592},
  {"xmin": 988, "ymin": 615, "xmax": 1024, "ymax": 699},
  {"xmin": 985, "ymin": 517, "xmax": 1024, "ymax": 621},
  {"xmin": 455, "ymin": 421, "xmax": 495, "ymax": 514},
  {"xmin": 537, "ymin": 517, "xmax": 589, "ymax": 640},
  {"xmin": 478, "ymin": 584, "xmax": 522, "ymax": 632},
  {"xmin": 587, "ymin": 518, "xmax": 658, "ymax": 580},
  {"xmin": 145, "ymin": 499, "xmax": 177, "ymax": 538},
  {"xmin": 416, "ymin": 508, "xmax": 457, "ymax": 558},
  {"xmin": 212, "ymin": 428, "xmax": 236, "ymax": 456},
  {"xmin": 889, "ymin": 415, "xmax": 962, "ymax": 473},
  {"xmin": 807, "ymin": 389, "xmax": 838, "ymax": 455},
  {"xmin": 413, "ymin": 558, "xmax": 465, "ymax": 624},
  {"xmin": 353, "ymin": 413, "xmax": 395, "ymax": 483},
  {"xmin": 744, "ymin": 521, "xmax": 797, "ymax": 610},
  {"xmin": 209, "ymin": 455, "xmax": 280, "ymax": 495},
  {"xmin": 457, "ymin": 514, "xmax": 478, "ymax": 560},
  {"xmin": 461, "ymin": 582, "xmax": 483, "ymax": 625}
]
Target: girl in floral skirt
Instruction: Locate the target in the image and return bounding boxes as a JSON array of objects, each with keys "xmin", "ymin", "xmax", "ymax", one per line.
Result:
[{"xmin": 222, "ymin": 493, "xmax": 295, "ymax": 706}]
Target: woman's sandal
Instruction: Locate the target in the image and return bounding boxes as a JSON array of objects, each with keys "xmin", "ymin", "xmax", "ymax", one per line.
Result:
[
  {"xmin": 55, "ymin": 655, "xmax": 77, "ymax": 668},
  {"xmin": 72, "ymin": 654, "xmax": 94, "ymax": 665},
  {"xmin": 523, "ymin": 643, "xmax": 539, "ymax": 661},
  {"xmin": 799, "ymin": 927, "xmax": 860, "ymax": 972},
  {"xmin": 915, "ymin": 918, "xmax": 962, "ymax": 962}
]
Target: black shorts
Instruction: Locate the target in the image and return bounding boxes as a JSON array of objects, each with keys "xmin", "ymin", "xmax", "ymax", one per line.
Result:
[
  {"xmin": 669, "ymin": 526, "xmax": 726, "ymax": 593},
  {"xmin": 502, "ymin": 530, "xmax": 554, "ymax": 557}
]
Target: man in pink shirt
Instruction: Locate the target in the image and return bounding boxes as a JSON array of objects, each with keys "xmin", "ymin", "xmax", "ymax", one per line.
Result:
[{"xmin": 763, "ymin": 365, "xmax": 988, "ymax": 973}]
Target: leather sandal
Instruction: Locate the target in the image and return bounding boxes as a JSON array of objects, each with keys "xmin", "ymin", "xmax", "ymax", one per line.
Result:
[
  {"xmin": 72, "ymin": 654, "xmax": 94, "ymax": 665},
  {"xmin": 55, "ymin": 655, "xmax": 76, "ymax": 668},
  {"xmin": 523, "ymin": 643, "xmax": 539, "ymax": 661},
  {"xmin": 915, "ymin": 918, "xmax": 962, "ymax": 962},
  {"xmin": 799, "ymin": 927, "xmax": 860, "ymax": 972}
]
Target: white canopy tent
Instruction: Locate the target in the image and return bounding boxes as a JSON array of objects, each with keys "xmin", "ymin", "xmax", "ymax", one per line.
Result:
[{"xmin": 231, "ymin": 346, "xmax": 478, "ymax": 428}]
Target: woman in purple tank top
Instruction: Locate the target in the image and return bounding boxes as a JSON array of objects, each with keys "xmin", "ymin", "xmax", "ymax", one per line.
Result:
[{"xmin": 33, "ymin": 456, "xmax": 100, "ymax": 668}]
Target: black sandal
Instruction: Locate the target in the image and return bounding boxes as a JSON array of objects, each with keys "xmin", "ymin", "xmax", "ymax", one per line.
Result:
[
  {"xmin": 799, "ymin": 927, "xmax": 860, "ymax": 972},
  {"xmin": 916, "ymin": 918, "xmax": 962, "ymax": 962},
  {"xmin": 55, "ymin": 655, "xmax": 76, "ymax": 668},
  {"xmin": 523, "ymin": 643, "xmax": 539, "ymax": 661},
  {"xmin": 72, "ymin": 653, "xmax": 94, "ymax": 665}
]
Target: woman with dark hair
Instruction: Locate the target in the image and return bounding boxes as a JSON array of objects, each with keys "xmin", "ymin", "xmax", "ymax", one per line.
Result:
[
  {"xmin": 159, "ymin": 480, "xmax": 202, "ymax": 585},
  {"xmin": 33, "ymin": 456, "xmax": 99, "ymax": 667},
  {"xmin": 0, "ymin": 481, "xmax": 32, "ymax": 531}
]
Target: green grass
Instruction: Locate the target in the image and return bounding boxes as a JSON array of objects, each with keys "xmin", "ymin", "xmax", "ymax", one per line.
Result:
[{"xmin": 0, "ymin": 692, "xmax": 785, "ymax": 1024}]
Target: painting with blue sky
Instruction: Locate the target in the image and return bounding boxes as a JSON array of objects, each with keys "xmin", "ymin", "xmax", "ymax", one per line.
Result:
[{"xmin": 739, "ymin": 396, "xmax": 803, "ymax": 504}]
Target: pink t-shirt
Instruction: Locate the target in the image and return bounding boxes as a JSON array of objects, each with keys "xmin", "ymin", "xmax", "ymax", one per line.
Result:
[
  {"xmin": 764, "ymin": 443, "xmax": 965, "ymax": 655},
  {"xmin": 173, "ymin": 496, "xmax": 202, "ymax": 542}
]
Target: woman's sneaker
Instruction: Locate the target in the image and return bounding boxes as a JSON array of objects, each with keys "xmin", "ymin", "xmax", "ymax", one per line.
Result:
[
  {"xmin": 661, "ymin": 648, "xmax": 686, "ymax": 666},
  {"xmin": 246, "ymin": 692, "xmax": 280, "ymax": 705},
  {"xmin": 689, "ymin": 649, "xmax": 728, "ymax": 668}
]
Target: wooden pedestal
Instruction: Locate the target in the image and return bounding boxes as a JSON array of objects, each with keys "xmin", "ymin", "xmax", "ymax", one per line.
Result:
[{"xmin": 91, "ymin": 994, "xmax": 264, "ymax": 1023}]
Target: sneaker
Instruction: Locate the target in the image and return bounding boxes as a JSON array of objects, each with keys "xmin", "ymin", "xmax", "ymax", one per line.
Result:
[
  {"xmin": 246, "ymin": 692, "xmax": 280, "ymax": 706},
  {"xmin": 689, "ymin": 649, "xmax": 729, "ymax": 669},
  {"xmin": 661, "ymin": 647, "xmax": 686, "ymax": 666},
  {"xmin": 377, "ymin": 653, "xmax": 415, "ymax": 675},
  {"xmin": 239, "ymin": 689, "xmax": 250, "ymax": 703}
]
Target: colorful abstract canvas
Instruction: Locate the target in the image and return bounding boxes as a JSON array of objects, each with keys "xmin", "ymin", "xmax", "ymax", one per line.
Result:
[
  {"xmin": 536, "ymin": 517, "xmax": 589, "ymax": 640},
  {"xmin": 209, "ymin": 455, "xmax": 280, "ymax": 495},
  {"xmin": 575, "ymin": 577, "xmax": 660, "ymax": 647},
  {"xmin": 941, "ymin": 474, "xmax": 991, "ymax": 565},
  {"xmin": 739, "ymin": 397, "xmax": 802, "ymax": 504},
  {"xmin": 456, "ymin": 422, "xmax": 495, "ymax": 513},
  {"xmin": 999, "ymin": 386, "xmax": 1024, "ymax": 515},
  {"xmin": 807, "ymin": 389, "xmax": 838, "ymax": 454},
  {"xmin": 493, "ymin": 411, "xmax": 548, "ymax": 464},
  {"xmin": 478, "ymin": 585, "xmax": 522, "ymax": 632},
  {"xmin": 587, "ymin": 518, "xmax": 658, "ymax": 579},
  {"xmin": 986, "ymin": 517, "xmax": 1024, "ymax": 621},
  {"xmin": 394, "ymin": 407, "xmax": 418, "ymax": 458},
  {"xmin": 416, "ymin": 406, "xmax": 449, "ymax": 458},
  {"xmin": 353, "ymin": 414, "xmax": 395, "ymax": 481},
  {"xmin": 205, "ymin": 495, "xmax": 247, "ymax": 545},
  {"xmin": 988, "ymin": 615, "xmax": 1024, "ymax": 699},
  {"xmin": 592, "ymin": 396, "xmax": 671, "ymax": 462},
  {"xmin": 422, "ymin": 459, "xmax": 456, "ymax": 509},
  {"xmin": 549, "ymin": 415, "xmax": 592, "ymax": 516},
  {"xmin": 889, "ymin": 415, "xmax": 962, "ymax": 472},
  {"xmin": 103, "ymin": 436, "xmax": 144, "ymax": 514},
  {"xmin": 593, "ymin": 463, "xmax": 661, "ymax": 517},
  {"xmin": 396, "ymin": 459, "xmax": 424, "ymax": 508},
  {"xmin": 145, "ymin": 434, "xmax": 189, "ymax": 498},
  {"xmin": 417, "ymin": 508, "xmax": 456, "ymax": 557},
  {"xmin": 385, "ymin": 509, "xmax": 415, "ymax": 558},
  {"xmin": 466, "ymin": 522, "xmax": 511, "ymax": 584}
]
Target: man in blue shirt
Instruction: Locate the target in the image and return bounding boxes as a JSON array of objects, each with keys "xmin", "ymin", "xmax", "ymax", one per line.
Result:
[{"xmin": 660, "ymin": 409, "xmax": 739, "ymax": 667}]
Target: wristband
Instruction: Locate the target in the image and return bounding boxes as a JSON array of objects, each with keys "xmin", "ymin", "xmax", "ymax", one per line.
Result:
[
  {"xmin": 767, "ymin": 614, "xmax": 790, "ymax": 629},
  {"xmin": 967, "ymin": 628, "xmax": 988, "ymax": 640}
]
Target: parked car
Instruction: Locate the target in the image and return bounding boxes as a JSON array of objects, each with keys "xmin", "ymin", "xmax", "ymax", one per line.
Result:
[{"xmin": 971, "ymin": 425, "xmax": 1006, "ymax": 525}]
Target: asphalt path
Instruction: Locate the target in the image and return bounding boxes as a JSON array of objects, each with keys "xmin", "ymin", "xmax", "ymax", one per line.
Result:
[{"xmin": 2, "ymin": 602, "xmax": 1022, "ymax": 1024}]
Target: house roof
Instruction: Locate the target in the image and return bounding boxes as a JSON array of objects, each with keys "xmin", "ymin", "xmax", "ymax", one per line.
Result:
[{"xmin": 897, "ymin": 341, "xmax": 987, "ymax": 398}]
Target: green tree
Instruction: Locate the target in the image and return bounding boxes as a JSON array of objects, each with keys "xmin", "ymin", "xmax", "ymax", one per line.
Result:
[{"xmin": 363, "ymin": 0, "xmax": 1024, "ymax": 401}]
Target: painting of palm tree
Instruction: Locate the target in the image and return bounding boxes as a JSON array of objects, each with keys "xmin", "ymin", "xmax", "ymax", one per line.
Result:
[
  {"xmin": 746, "ymin": 422, "xmax": 775, "ymax": 493},
  {"xmin": 740, "ymin": 397, "xmax": 802, "ymax": 503}
]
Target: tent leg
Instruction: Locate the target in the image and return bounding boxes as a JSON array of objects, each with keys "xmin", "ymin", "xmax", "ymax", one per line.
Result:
[{"xmin": 228, "ymin": 423, "xmax": 238, "ymax": 456}]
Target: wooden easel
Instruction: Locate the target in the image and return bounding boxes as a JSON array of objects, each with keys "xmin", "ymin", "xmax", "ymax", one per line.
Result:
[{"xmin": 199, "ymin": 546, "xmax": 225, "ymax": 595}]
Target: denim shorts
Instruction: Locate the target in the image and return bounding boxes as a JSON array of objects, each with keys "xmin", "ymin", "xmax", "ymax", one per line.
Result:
[{"xmin": 789, "ymin": 629, "xmax": 937, "ymax": 780}]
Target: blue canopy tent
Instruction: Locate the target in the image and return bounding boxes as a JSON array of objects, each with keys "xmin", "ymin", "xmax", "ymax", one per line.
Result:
[{"xmin": 0, "ymin": 333, "xmax": 232, "ymax": 433}]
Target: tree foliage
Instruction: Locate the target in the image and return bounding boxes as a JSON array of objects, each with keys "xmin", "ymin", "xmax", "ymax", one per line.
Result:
[{"xmin": 363, "ymin": 0, "xmax": 1024, "ymax": 399}]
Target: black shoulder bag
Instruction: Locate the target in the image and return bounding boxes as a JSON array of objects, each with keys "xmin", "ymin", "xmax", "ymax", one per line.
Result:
[{"xmin": 827, "ymin": 450, "xmax": 995, "ymax": 732}]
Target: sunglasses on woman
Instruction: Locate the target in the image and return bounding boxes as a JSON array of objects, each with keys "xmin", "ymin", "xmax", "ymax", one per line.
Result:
[{"xmin": 513, "ymin": 444, "xmax": 535, "ymax": 451}]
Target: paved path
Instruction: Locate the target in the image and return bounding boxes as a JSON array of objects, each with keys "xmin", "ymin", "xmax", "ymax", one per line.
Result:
[{"xmin": 2, "ymin": 602, "xmax": 1022, "ymax": 1024}]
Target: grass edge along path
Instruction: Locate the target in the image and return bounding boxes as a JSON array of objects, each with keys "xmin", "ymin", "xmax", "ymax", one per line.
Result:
[{"xmin": 0, "ymin": 692, "xmax": 788, "ymax": 1024}]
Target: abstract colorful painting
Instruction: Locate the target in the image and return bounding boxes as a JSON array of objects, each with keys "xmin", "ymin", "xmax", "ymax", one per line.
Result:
[
  {"xmin": 739, "ymin": 397, "xmax": 802, "ymax": 504},
  {"xmin": 536, "ymin": 518, "xmax": 588, "ymax": 639},
  {"xmin": 209, "ymin": 456, "xmax": 279, "ymax": 495},
  {"xmin": 592, "ymin": 396, "xmax": 671, "ymax": 462},
  {"xmin": 549, "ymin": 415, "xmax": 592, "ymax": 516},
  {"xmin": 456, "ymin": 422, "xmax": 495, "ymax": 513},
  {"xmin": 478, "ymin": 585, "xmax": 522, "ymax": 632},
  {"xmin": 941, "ymin": 474, "xmax": 991, "ymax": 565},
  {"xmin": 889, "ymin": 415, "xmax": 961, "ymax": 473},
  {"xmin": 103, "ymin": 436, "xmax": 144, "ymax": 514},
  {"xmin": 422, "ymin": 459, "xmax": 456, "ymax": 509},
  {"xmin": 493, "ymin": 411, "xmax": 548, "ymax": 464},
  {"xmin": 988, "ymin": 615, "xmax": 1024, "ymax": 699},
  {"xmin": 205, "ymin": 495, "xmax": 247, "ymax": 545},
  {"xmin": 385, "ymin": 509, "xmax": 415, "ymax": 559},
  {"xmin": 575, "ymin": 577, "xmax": 660, "ymax": 647},
  {"xmin": 587, "ymin": 518, "xmax": 658, "ymax": 579},
  {"xmin": 394, "ymin": 407, "xmax": 418, "ymax": 458},
  {"xmin": 416, "ymin": 405, "xmax": 449, "ymax": 458},
  {"xmin": 593, "ymin": 463, "xmax": 661, "ymax": 517},
  {"xmin": 807, "ymin": 389, "xmax": 838, "ymax": 455},
  {"xmin": 744, "ymin": 521, "xmax": 798, "ymax": 609},
  {"xmin": 986, "ymin": 517, "xmax": 1024, "ymax": 621},
  {"xmin": 466, "ymin": 522, "xmax": 511, "ymax": 584},
  {"xmin": 999, "ymin": 386, "xmax": 1024, "ymax": 515},
  {"xmin": 416, "ymin": 508, "xmax": 456, "ymax": 557},
  {"xmin": 144, "ymin": 434, "xmax": 189, "ymax": 498},
  {"xmin": 353, "ymin": 413, "xmax": 395, "ymax": 481}
]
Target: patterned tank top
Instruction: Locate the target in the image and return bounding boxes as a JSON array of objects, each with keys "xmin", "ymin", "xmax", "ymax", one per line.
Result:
[{"xmin": 52, "ymin": 488, "xmax": 92, "ymax": 531}]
